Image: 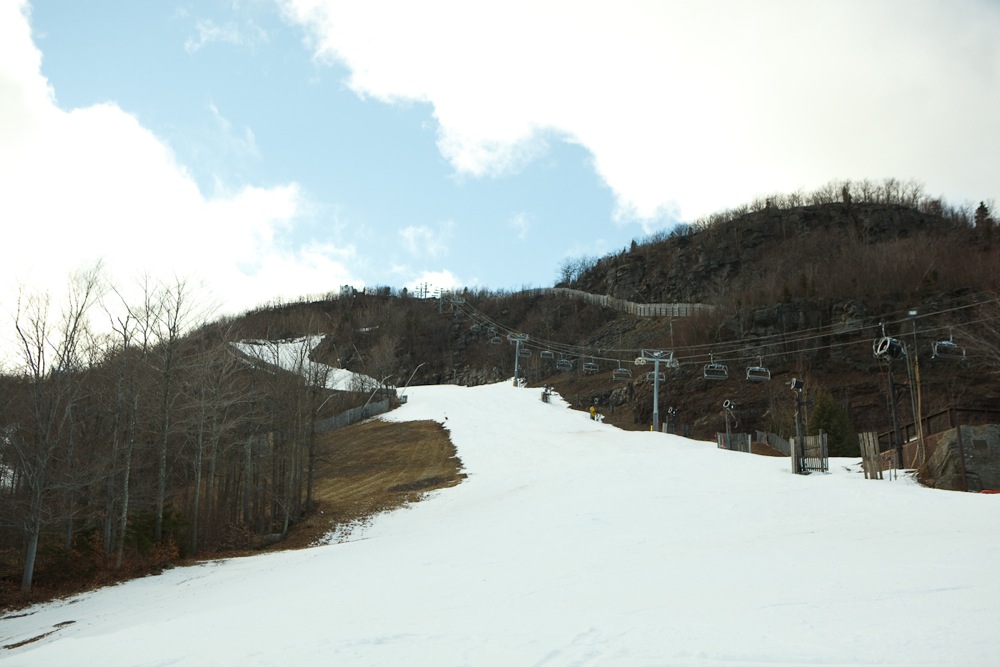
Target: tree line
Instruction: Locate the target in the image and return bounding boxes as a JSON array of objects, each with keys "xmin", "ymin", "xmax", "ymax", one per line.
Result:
[{"xmin": 1, "ymin": 268, "xmax": 375, "ymax": 597}]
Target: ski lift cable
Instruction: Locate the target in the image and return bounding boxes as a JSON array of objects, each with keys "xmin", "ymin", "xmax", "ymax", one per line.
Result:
[
  {"xmin": 453, "ymin": 290, "xmax": 994, "ymax": 368},
  {"xmin": 662, "ymin": 294, "xmax": 993, "ymax": 357}
]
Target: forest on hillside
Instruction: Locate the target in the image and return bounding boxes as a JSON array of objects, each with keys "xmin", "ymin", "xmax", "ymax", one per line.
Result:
[{"xmin": 0, "ymin": 272, "xmax": 396, "ymax": 599}]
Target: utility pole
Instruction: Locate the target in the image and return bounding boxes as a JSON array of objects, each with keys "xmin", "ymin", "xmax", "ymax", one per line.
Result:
[
  {"xmin": 907, "ymin": 310, "xmax": 926, "ymax": 466},
  {"xmin": 874, "ymin": 331, "xmax": 905, "ymax": 474},
  {"xmin": 791, "ymin": 378, "xmax": 805, "ymax": 474},
  {"xmin": 723, "ymin": 399, "xmax": 736, "ymax": 446}
]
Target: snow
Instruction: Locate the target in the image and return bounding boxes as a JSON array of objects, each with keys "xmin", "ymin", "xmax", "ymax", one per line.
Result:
[
  {"xmin": 3, "ymin": 381, "xmax": 1000, "ymax": 665},
  {"xmin": 230, "ymin": 336, "xmax": 380, "ymax": 392}
]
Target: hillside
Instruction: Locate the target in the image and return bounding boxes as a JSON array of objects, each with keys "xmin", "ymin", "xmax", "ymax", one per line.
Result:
[
  {"xmin": 4, "ymin": 193, "xmax": 1000, "ymax": 603},
  {"xmin": 239, "ymin": 199, "xmax": 1000, "ymax": 451}
]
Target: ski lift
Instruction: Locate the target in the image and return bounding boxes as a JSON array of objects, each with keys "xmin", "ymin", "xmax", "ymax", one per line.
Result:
[
  {"xmin": 873, "ymin": 336, "xmax": 905, "ymax": 361},
  {"xmin": 540, "ymin": 350, "xmax": 555, "ymax": 360},
  {"xmin": 703, "ymin": 355, "xmax": 729, "ymax": 381},
  {"xmin": 583, "ymin": 361, "xmax": 600, "ymax": 374},
  {"xmin": 745, "ymin": 357, "xmax": 771, "ymax": 383},
  {"xmin": 646, "ymin": 371, "xmax": 665, "ymax": 383},
  {"xmin": 557, "ymin": 358, "xmax": 573, "ymax": 371},
  {"xmin": 932, "ymin": 339, "xmax": 966, "ymax": 360},
  {"xmin": 518, "ymin": 348, "xmax": 532, "ymax": 358},
  {"xmin": 612, "ymin": 366, "xmax": 632, "ymax": 381}
]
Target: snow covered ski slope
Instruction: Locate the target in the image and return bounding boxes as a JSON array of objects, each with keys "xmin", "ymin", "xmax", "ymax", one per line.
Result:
[{"xmin": 2, "ymin": 382, "xmax": 999, "ymax": 665}]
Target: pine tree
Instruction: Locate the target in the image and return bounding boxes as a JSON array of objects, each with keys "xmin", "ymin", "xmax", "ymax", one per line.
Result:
[{"xmin": 809, "ymin": 387, "xmax": 854, "ymax": 457}]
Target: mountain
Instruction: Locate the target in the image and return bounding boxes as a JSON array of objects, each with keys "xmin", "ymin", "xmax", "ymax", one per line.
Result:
[
  {"xmin": 3, "ymin": 191, "xmax": 999, "ymax": 603},
  {"xmin": 260, "ymin": 198, "xmax": 1000, "ymax": 453}
]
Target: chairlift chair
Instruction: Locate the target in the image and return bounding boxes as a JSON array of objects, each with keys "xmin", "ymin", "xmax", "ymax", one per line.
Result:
[
  {"xmin": 490, "ymin": 335, "xmax": 502, "ymax": 345},
  {"xmin": 470, "ymin": 323, "xmax": 481, "ymax": 333},
  {"xmin": 518, "ymin": 348, "xmax": 532, "ymax": 358},
  {"xmin": 745, "ymin": 357, "xmax": 771, "ymax": 382},
  {"xmin": 932, "ymin": 339, "xmax": 966, "ymax": 360},
  {"xmin": 540, "ymin": 350, "xmax": 555, "ymax": 360},
  {"xmin": 556, "ymin": 358, "xmax": 573, "ymax": 371},
  {"xmin": 583, "ymin": 361, "xmax": 600, "ymax": 374},
  {"xmin": 613, "ymin": 367, "xmax": 633, "ymax": 381},
  {"xmin": 703, "ymin": 361, "xmax": 729, "ymax": 381},
  {"xmin": 646, "ymin": 371, "xmax": 665, "ymax": 383}
]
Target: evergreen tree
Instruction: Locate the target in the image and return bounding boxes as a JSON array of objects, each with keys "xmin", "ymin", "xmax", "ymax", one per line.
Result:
[{"xmin": 809, "ymin": 387, "xmax": 854, "ymax": 457}]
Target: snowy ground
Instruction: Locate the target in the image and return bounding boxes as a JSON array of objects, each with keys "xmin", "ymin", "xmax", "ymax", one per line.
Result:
[
  {"xmin": 231, "ymin": 336, "xmax": 381, "ymax": 392},
  {"xmin": 2, "ymin": 382, "xmax": 999, "ymax": 666}
]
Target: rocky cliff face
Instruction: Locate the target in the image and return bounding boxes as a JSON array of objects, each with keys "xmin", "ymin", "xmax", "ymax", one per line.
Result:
[
  {"xmin": 923, "ymin": 424, "xmax": 1000, "ymax": 491},
  {"xmin": 573, "ymin": 202, "xmax": 974, "ymax": 306}
]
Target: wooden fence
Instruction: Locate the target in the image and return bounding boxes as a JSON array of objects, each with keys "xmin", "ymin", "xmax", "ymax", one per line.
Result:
[
  {"xmin": 314, "ymin": 398, "xmax": 391, "ymax": 434},
  {"xmin": 444, "ymin": 287, "xmax": 714, "ymax": 318},
  {"xmin": 717, "ymin": 433, "xmax": 752, "ymax": 453}
]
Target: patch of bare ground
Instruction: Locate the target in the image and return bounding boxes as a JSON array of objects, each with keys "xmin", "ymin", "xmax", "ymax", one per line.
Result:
[{"xmin": 264, "ymin": 418, "xmax": 465, "ymax": 551}]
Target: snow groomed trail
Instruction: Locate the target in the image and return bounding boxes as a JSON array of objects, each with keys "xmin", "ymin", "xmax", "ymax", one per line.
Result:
[{"xmin": 2, "ymin": 382, "xmax": 999, "ymax": 666}]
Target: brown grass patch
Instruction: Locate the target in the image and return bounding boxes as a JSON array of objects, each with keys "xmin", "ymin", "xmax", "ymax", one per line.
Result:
[{"xmin": 271, "ymin": 419, "xmax": 464, "ymax": 550}]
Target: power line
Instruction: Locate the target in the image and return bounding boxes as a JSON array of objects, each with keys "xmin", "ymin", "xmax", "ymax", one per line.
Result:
[{"xmin": 443, "ymin": 290, "xmax": 999, "ymax": 374}]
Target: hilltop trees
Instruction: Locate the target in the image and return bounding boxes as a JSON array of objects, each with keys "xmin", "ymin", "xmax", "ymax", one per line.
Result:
[{"xmin": 975, "ymin": 201, "xmax": 994, "ymax": 242}]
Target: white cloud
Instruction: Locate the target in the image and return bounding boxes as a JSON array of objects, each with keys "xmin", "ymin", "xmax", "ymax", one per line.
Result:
[
  {"xmin": 406, "ymin": 269, "xmax": 461, "ymax": 296},
  {"xmin": 209, "ymin": 102, "xmax": 261, "ymax": 160},
  {"xmin": 184, "ymin": 18, "xmax": 268, "ymax": 54},
  {"xmin": 0, "ymin": 1, "xmax": 359, "ymax": 354},
  {"xmin": 399, "ymin": 220, "xmax": 455, "ymax": 257},
  {"xmin": 507, "ymin": 212, "xmax": 531, "ymax": 241},
  {"xmin": 281, "ymin": 0, "xmax": 1000, "ymax": 223}
]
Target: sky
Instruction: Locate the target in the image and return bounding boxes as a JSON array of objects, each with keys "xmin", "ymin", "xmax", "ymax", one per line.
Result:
[
  {"xmin": 2, "ymin": 1, "xmax": 999, "ymax": 330},
  {"xmin": 3, "ymin": 380, "xmax": 999, "ymax": 665}
]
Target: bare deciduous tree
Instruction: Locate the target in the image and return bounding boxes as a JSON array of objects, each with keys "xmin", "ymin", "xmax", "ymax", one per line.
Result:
[{"xmin": 11, "ymin": 265, "xmax": 102, "ymax": 592}]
